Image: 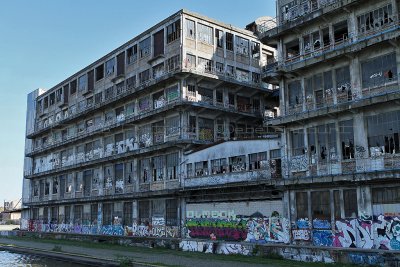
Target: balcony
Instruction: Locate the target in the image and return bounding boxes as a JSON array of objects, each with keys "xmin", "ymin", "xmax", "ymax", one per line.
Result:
[
  {"xmin": 263, "ymin": 17, "xmax": 400, "ymax": 80},
  {"xmin": 265, "ymin": 80, "xmax": 400, "ymax": 126},
  {"xmin": 280, "ymin": 153, "xmax": 400, "ymax": 184},
  {"xmin": 258, "ymin": 0, "xmax": 360, "ymax": 42}
]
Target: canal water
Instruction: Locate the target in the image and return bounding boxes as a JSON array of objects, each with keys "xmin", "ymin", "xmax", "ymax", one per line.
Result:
[{"xmin": 0, "ymin": 250, "xmax": 92, "ymax": 267}]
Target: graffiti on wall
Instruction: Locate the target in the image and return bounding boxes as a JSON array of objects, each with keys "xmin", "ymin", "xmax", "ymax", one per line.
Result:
[
  {"xmin": 375, "ymin": 215, "xmax": 400, "ymax": 250},
  {"xmin": 292, "ymin": 229, "xmax": 311, "ymax": 241},
  {"xmin": 333, "ymin": 219, "xmax": 374, "ymax": 249},
  {"xmin": 312, "ymin": 230, "xmax": 333, "ymax": 247},
  {"xmin": 179, "ymin": 240, "xmax": 250, "ymax": 255}
]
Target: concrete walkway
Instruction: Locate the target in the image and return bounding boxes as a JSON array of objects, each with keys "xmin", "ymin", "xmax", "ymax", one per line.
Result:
[{"xmin": 0, "ymin": 237, "xmax": 273, "ymax": 267}]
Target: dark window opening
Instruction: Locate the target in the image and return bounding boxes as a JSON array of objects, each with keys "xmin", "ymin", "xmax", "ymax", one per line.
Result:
[{"xmin": 167, "ymin": 20, "xmax": 180, "ymax": 43}]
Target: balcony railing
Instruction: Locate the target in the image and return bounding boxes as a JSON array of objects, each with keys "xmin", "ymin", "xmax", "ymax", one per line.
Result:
[{"xmin": 263, "ymin": 17, "xmax": 399, "ymax": 72}]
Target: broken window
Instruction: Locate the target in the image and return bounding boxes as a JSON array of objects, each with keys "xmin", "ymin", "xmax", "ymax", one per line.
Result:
[
  {"xmin": 185, "ymin": 53, "xmax": 196, "ymax": 68},
  {"xmin": 138, "ymin": 96, "xmax": 150, "ymax": 112},
  {"xmin": 154, "ymin": 29, "xmax": 165, "ymax": 57},
  {"xmin": 229, "ymin": 155, "xmax": 246, "ymax": 172},
  {"xmin": 153, "ymin": 91, "xmax": 165, "ymax": 109},
  {"xmin": 117, "ymin": 52, "xmax": 125, "ymax": 76},
  {"xmin": 249, "ymin": 152, "xmax": 268, "ymax": 170},
  {"xmin": 56, "ymin": 88, "xmax": 62, "ymax": 103},
  {"xmin": 105, "ymin": 58, "xmax": 115, "ymax": 76},
  {"xmin": 322, "ymin": 27, "xmax": 330, "ymax": 47},
  {"xmin": 152, "ymin": 63, "xmax": 165, "ymax": 79},
  {"xmin": 140, "ymin": 158, "xmax": 150, "ymax": 183},
  {"xmin": 252, "ymin": 72, "xmax": 260, "ymax": 84},
  {"xmin": 372, "ymin": 186, "xmax": 400, "ymax": 216},
  {"xmin": 296, "ymin": 192, "xmax": 308, "ymax": 219},
  {"xmin": 115, "ymin": 132, "xmax": 124, "ymax": 154},
  {"xmin": 339, "ymin": 120, "xmax": 354, "ymax": 159},
  {"xmin": 153, "ymin": 121, "xmax": 164, "ymax": 144},
  {"xmin": 124, "ymin": 161, "xmax": 134, "ymax": 185},
  {"xmin": 186, "ymin": 19, "xmax": 195, "ymax": 39},
  {"xmin": 251, "ymin": 41, "xmax": 260, "ymax": 58},
  {"xmin": 114, "ymin": 163, "xmax": 124, "ymax": 194},
  {"xmin": 167, "ymin": 54, "xmax": 180, "ymax": 71},
  {"xmin": 126, "ymin": 75, "xmax": 136, "ymax": 89},
  {"xmin": 49, "ymin": 92, "xmax": 55, "ymax": 106},
  {"xmin": 361, "ymin": 52, "xmax": 397, "ymax": 88},
  {"xmin": 188, "ymin": 115, "xmax": 196, "ymax": 134},
  {"xmin": 366, "ymin": 110, "xmax": 400, "ymax": 155},
  {"xmin": 215, "ymin": 29, "xmax": 223, "ymax": 48},
  {"xmin": 123, "ymin": 202, "xmax": 133, "ymax": 226},
  {"xmin": 288, "ymin": 80, "xmax": 302, "ymax": 106},
  {"xmin": 227, "ymin": 65, "xmax": 235, "ymax": 77},
  {"xmin": 139, "ymin": 37, "xmax": 151, "ymax": 58},
  {"xmin": 198, "ymin": 57, "xmax": 213, "ymax": 73},
  {"xmin": 312, "ymin": 31, "xmax": 321, "ymax": 50},
  {"xmin": 285, "ymin": 39, "xmax": 300, "ymax": 59},
  {"xmin": 197, "ymin": 23, "xmax": 213, "ymax": 44},
  {"xmin": 166, "ymin": 116, "xmax": 180, "ymax": 136},
  {"xmin": 166, "ymin": 153, "xmax": 178, "ymax": 180},
  {"xmin": 78, "ymin": 74, "xmax": 87, "ymax": 91},
  {"xmin": 75, "ymin": 172, "xmax": 83, "ymax": 192},
  {"xmin": 139, "ymin": 69, "xmax": 150, "ymax": 84},
  {"xmin": 236, "ymin": 36, "xmax": 249, "ymax": 56},
  {"xmin": 166, "ymin": 199, "xmax": 178, "ymax": 226},
  {"xmin": 317, "ymin": 123, "xmax": 337, "ymax": 161},
  {"xmin": 195, "ymin": 161, "xmax": 208, "ymax": 176},
  {"xmin": 335, "ymin": 65, "xmax": 351, "ymax": 101},
  {"xmin": 211, "ymin": 158, "xmax": 228, "ymax": 174},
  {"xmin": 138, "ymin": 124, "xmax": 152, "ymax": 148},
  {"xmin": 216, "ymin": 62, "xmax": 224, "ymax": 73},
  {"xmin": 44, "ymin": 180, "xmax": 50, "ymax": 195},
  {"xmin": 357, "ymin": 4, "xmax": 393, "ymax": 34},
  {"xmin": 333, "ymin": 20, "xmax": 348, "ymax": 43},
  {"xmin": 152, "ymin": 155, "xmax": 165, "ymax": 181},
  {"xmin": 198, "ymin": 87, "xmax": 213, "ymax": 104},
  {"xmin": 167, "ymin": 20, "xmax": 180, "ymax": 43},
  {"xmin": 291, "ymin": 129, "xmax": 305, "ymax": 156},
  {"xmin": 70, "ymin": 79, "xmax": 77, "ymax": 95},
  {"xmin": 226, "ymin": 32, "xmax": 233, "ymax": 51},
  {"xmin": 125, "ymin": 102, "xmax": 135, "ymax": 117},
  {"xmin": 102, "ymin": 203, "xmax": 112, "ymax": 225},
  {"xmin": 236, "ymin": 68, "xmax": 249, "ymax": 82},
  {"xmin": 344, "ymin": 189, "xmax": 358, "ymax": 218},
  {"xmin": 138, "ymin": 200, "xmax": 150, "ymax": 225},
  {"xmin": 127, "ymin": 44, "xmax": 138, "ymax": 64},
  {"xmin": 312, "ymin": 191, "xmax": 331, "ymax": 220}
]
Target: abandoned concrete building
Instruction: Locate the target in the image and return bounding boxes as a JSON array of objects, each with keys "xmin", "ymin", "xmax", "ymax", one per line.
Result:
[
  {"xmin": 22, "ymin": 9, "xmax": 283, "ymax": 243},
  {"xmin": 257, "ymin": 0, "xmax": 400, "ymax": 258}
]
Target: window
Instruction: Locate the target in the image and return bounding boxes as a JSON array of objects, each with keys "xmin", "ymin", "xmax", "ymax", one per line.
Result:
[
  {"xmin": 153, "ymin": 29, "xmax": 164, "ymax": 57},
  {"xmin": 249, "ymin": 152, "xmax": 268, "ymax": 170},
  {"xmin": 78, "ymin": 74, "xmax": 87, "ymax": 91},
  {"xmin": 140, "ymin": 158, "xmax": 150, "ymax": 183},
  {"xmin": 44, "ymin": 180, "xmax": 50, "ymax": 195},
  {"xmin": 186, "ymin": 19, "xmax": 195, "ymax": 39},
  {"xmin": 311, "ymin": 191, "xmax": 331, "ymax": 220},
  {"xmin": 74, "ymin": 205, "xmax": 83, "ymax": 224},
  {"xmin": 64, "ymin": 206, "xmax": 71, "ymax": 223},
  {"xmin": 296, "ymin": 192, "xmax": 308, "ymax": 219},
  {"xmin": 166, "ymin": 116, "xmax": 180, "ymax": 136},
  {"xmin": 90, "ymin": 204, "xmax": 98, "ymax": 224},
  {"xmin": 166, "ymin": 84, "xmax": 179, "ymax": 102},
  {"xmin": 115, "ymin": 163, "xmax": 124, "ymax": 194},
  {"xmin": 167, "ymin": 55, "xmax": 180, "ymax": 71},
  {"xmin": 153, "ymin": 63, "xmax": 165, "ymax": 79},
  {"xmin": 288, "ymin": 80, "xmax": 302, "ymax": 106},
  {"xmin": 291, "ymin": 129, "xmax": 305, "ymax": 156},
  {"xmin": 339, "ymin": 120, "xmax": 354, "ymax": 159},
  {"xmin": 335, "ymin": 66, "xmax": 351, "ymax": 92},
  {"xmin": 152, "ymin": 156, "xmax": 165, "ymax": 181},
  {"xmin": 252, "ymin": 72, "xmax": 260, "ymax": 84},
  {"xmin": 236, "ymin": 68, "xmax": 249, "ymax": 82},
  {"xmin": 102, "ymin": 203, "xmax": 113, "ymax": 225},
  {"xmin": 361, "ymin": 52, "xmax": 397, "ymax": 88},
  {"xmin": 197, "ymin": 23, "xmax": 213, "ymax": 44},
  {"xmin": 229, "ymin": 155, "xmax": 246, "ymax": 172},
  {"xmin": 127, "ymin": 44, "xmax": 138, "ymax": 64},
  {"xmin": 216, "ymin": 91, "xmax": 223, "ymax": 103},
  {"xmin": 270, "ymin": 149, "xmax": 281, "ymax": 159},
  {"xmin": 123, "ymin": 202, "xmax": 133, "ymax": 226},
  {"xmin": 166, "ymin": 153, "xmax": 178, "ymax": 180},
  {"xmin": 198, "ymin": 57, "xmax": 213, "ymax": 73},
  {"xmin": 139, "ymin": 69, "xmax": 150, "ymax": 84},
  {"xmin": 186, "ymin": 54, "xmax": 196, "ymax": 68},
  {"xmin": 251, "ymin": 41, "xmax": 260, "ymax": 58},
  {"xmin": 226, "ymin": 32, "xmax": 233, "ymax": 51},
  {"xmin": 105, "ymin": 58, "xmax": 115, "ymax": 76},
  {"xmin": 366, "ymin": 110, "xmax": 400, "ymax": 155},
  {"xmin": 372, "ymin": 186, "xmax": 400, "ymax": 216},
  {"xmin": 211, "ymin": 158, "xmax": 228, "ymax": 174},
  {"xmin": 138, "ymin": 96, "xmax": 150, "ymax": 112},
  {"xmin": 344, "ymin": 189, "xmax": 358, "ymax": 218},
  {"xmin": 317, "ymin": 123, "xmax": 337, "ymax": 161},
  {"xmin": 216, "ymin": 62, "xmax": 224, "ymax": 73},
  {"xmin": 70, "ymin": 80, "xmax": 77, "ymax": 95},
  {"xmin": 166, "ymin": 199, "xmax": 178, "ymax": 226},
  {"xmin": 52, "ymin": 177, "xmax": 58, "ymax": 194},
  {"xmin": 334, "ymin": 190, "xmax": 341, "ymax": 219},
  {"xmin": 198, "ymin": 117, "xmax": 214, "ymax": 141},
  {"xmin": 236, "ymin": 36, "xmax": 249, "ymax": 56},
  {"xmin": 357, "ymin": 4, "xmax": 393, "ymax": 34},
  {"xmin": 126, "ymin": 75, "xmax": 136, "ymax": 89},
  {"xmin": 95, "ymin": 64, "xmax": 104, "ymax": 81},
  {"xmin": 215, "ymin": 29, "xmax": 223, "ymax": 48},
  {"xmin": 139, "ymin": 37, "xmax": 151, "ymax": 58},
  {"xmin": 195, "ymin": 161, "xmax": 208, "ymax": 176},
  {"xmin": 189, "ymin": 116, "xmax": 196, "ymax": 133},
  {"xmin": 227, "ymin": 65, "xmax": 235, "ymax": 77},
  {"xmin": 138, "ymin": 200, "xmax": 150, "ymax": 225},
  {"xmin": 167, "ymin": 20, "xmax": 180, "ymax": 43},
  {"xmin": 187, "ymin": 163, "xmax": 193, "ymax": 177}
]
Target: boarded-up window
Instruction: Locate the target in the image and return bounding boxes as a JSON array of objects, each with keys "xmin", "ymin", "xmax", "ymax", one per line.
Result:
[
  {"xmin": 116, "ymin": 51, "xmax": 125, "ymax": 76},
  {"xmin": 153, "ymin": 29, "xmax": 164, "ymax": 57},
  {"xmin": 87, "ymin": 70, "xmax": 94, "ymax": 92}
]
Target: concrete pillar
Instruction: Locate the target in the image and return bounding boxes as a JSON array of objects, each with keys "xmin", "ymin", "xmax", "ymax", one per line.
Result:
[
  {"xmin": 329, "ymin": 23, "xmax": 335, "ymax": 47},
  {"xmin": 97, "ymin": 202, "xmax": 103, "ymax": 228},
  {"xmin": 357, "ymin": 186, "xmax": 372, "ymax": 217},
  {"xmin": 392, "ymin": 0, "xmax": 398, "ymax": 18},
  {"xmin": 279, "ymin": 78, "xmax": 286, "ymax": 116},
  {"xmin": 353, "ymin": 112, "xmax": 369, "ymax": 172},
  {"xmin": 300, "ymin": 77, "xmax": 306, "ymax": 112},
  {"xmin": 350, "ymin": 56, "xmax": 362, "ymax": 98},
  {"xmin": 179, "ymin": 197, "xmax": 186, "ymax": 237},
  {"xmin": 348, "ymin": 11, "xmax": 357, "ymax": 41},
  {"xmin": 132, "ymin": 200, "xmax": 138, "ymax": 225},
  {"xmin": 299, "ymin": 37, "xmax": 304, "ymax": 56},
  {"xmin": 278, "ymin": 39, "xmax": 284, "ymax": 62}
]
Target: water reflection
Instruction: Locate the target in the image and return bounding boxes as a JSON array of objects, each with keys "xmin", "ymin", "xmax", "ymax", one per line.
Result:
[{"xmin": 0, "ymin": 251, "xmax": 91, "ymax": 267}]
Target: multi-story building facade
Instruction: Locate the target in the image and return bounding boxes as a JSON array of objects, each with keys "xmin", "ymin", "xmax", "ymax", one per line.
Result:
[
  {"xmin": 22, "ymin": 10, "xmax": 282, "ymax": 240},
  {"xmin": 259, "ymin": 0, "xmax": 400, "ymax": 252}
]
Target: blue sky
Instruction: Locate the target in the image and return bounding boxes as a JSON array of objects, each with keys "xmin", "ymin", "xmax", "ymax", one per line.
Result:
[{"xmin": 0, "ymin": 0, "xmax": 276, "ymax": 202}]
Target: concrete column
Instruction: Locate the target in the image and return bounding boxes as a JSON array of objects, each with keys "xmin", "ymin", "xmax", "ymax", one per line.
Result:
[
  {"xmin": 179, "ymin": 197, "xmax": 186, "ymax": 237},
  {"xmin": 357, "ymin": 186, "xmax": 373, "ymax": 217},
  {"xmin": 329, "ymin": 23, "xmax": 335, "ymax": 46},
  {"xmin": 132, "ymin": 200, "xmax": 138, "ymax": 225},
  {"xmin": 348, "ymin": 11, "xmax": 357, "ymax": 41},
  {"xmin": 278, "ymin": 39, "xmax": 284, "ymax": 62},
  {"xmin": 299, "ymin": 37, "xmax": 304, "ymax": 56},
  {"xmin": 283, "ymin": 190, "xmax": 291, "ymax": 219},
  {"xmin": 353, "ymin": 112, "xmax": 369, "ymax": 172},
  {"xmin": 279, "ymin": 78, "xmax": 286, "ymax": 116},
  {"xmin": 350, "ymin": 56, "xmax": 362, "ymax": 98},
  {"xmin": 392, "ymin": 0, "xmax": 398, "ymax": 19},
  {"xmin": 301, "ymin": 77, "xmax": 306, "ymax": 112},
  {"xmin": 97, "ymin": 202, "xmax": 103, "ymax": 229}
]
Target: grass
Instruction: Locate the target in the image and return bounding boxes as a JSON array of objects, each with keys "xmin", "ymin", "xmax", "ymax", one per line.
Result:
[{"xmin": 3, "ymin": 236, "xmax": 355, "ymax": 267}]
